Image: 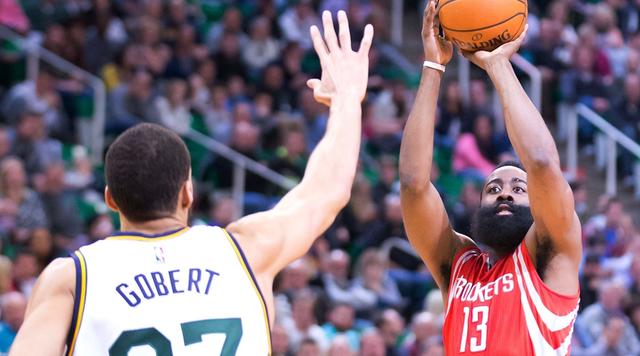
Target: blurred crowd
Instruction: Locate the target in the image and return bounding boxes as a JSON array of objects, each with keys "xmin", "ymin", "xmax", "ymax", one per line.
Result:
[{"xmin": 0, "ymin": 0, "xmax": 639, "ymax": 355}]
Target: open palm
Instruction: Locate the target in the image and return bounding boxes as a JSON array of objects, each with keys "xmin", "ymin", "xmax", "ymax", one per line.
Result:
[
  {"xmin": 461, "ymin": 25, "xmax": 529, "ymax": 71},
  {"xmin": 307, "ymin": 11, "xmax": 374, "ymax": 106}
]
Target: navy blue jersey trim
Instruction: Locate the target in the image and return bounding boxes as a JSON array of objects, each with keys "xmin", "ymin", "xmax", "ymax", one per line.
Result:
[
  {"xmin": 110, "ymin": 226, "xmax": 186, "ymax": 238},
  {"xmin": 65, "ymin": 253, "xmax": 82, "ymax": 355},
  {"xmin": 225, "ymin": 231, "xmax": 272, "ymax": 331}
]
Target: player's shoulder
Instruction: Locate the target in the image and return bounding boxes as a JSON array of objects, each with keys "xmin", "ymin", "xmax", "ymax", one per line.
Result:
[
  {"xmin": 452, "ymin": 233, "xmax": 479, "ymax": 260},
  {"xmin": 35, "ymin": 257, "xmax": 75, "ymax": 296}
]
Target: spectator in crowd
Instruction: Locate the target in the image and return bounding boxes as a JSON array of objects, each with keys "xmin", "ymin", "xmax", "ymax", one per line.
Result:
[
  {"xmin": 372, "ymin": 155, "xmax": 398, "ymax": 206},
  {"xmin": 11, "ymin": 249, "xmax": 37, "ymax": 297},
  {"xmin": 206, "ymin": 7, "xmax": 246, "ymax": 54},
  {"xmin": 0, "ymin": 67, "xmax": 65, "ymax": 135},
  {"xmin": 321, "ymin": 249, "xmax": 354, "ymax": 305},
  {"xmin": 322, "ymin": 303, "xmax": 360, "ymax": 351},
  {"xmin": 272, "ymin": 323, "xmax": 292, "ymax": 356},
  {"xmin": 243, "ymin": 17, "xmax": 281, "ymax": 73},
  {"xmin": 584, "ymin": 198, "xmax": 628, "ymax": 257},
  {"xmin": 400, "ymin": 312, "xmax": 442, "ymax": 356},
  {"xmin": 268, "ymin": 127, "xmax": 308, "ymax": 182},
  {"xmin": 281, "ymin": 288, "xmax": 328, "ymax": 352},
  {"xmin": 435, "ymin": 81, "xmax": 465, "ymax": 139},
  {"xmin": 359, "ymin": 328, "xmax": 386, "ymax": 356},
  {"xmin": 11, "ymin": 108, "xmax": 62, "ymax": 176},
  {"xmin": 327, "ymin": 334, "xmax": 356, "ymax": 356},
  {"xmin": 576, "ymin": 279, "xmax": 640, "ymax": 352},
  {"xmin": 607, "ymin": 74, "xmax": 640, "ymax": 180},
  {"xmin": 468, "ymin": 80, "xmax": 491, "ymax": 118},
  {"xmin": 0, "ymin": 256, "xmax": 13, "ymax": 295},
  {"xmin": 0, "ymin": 157, "xmax": 48, "ymax": 243},
  {"xmin": 107, "ymin": 69, "xmax": 157, "ymax": 132},
  {"xmin": 153, "ymin": 78, "xmax": 191, "ymax": 135},
  {"xmin": 451, "ymin": 181, "xmax": 481, "ymax": 236},
  {"xmin": 28, "ymin": 227, "xmax": 66, "ymax": 270},
  {"xmin": 129, "ymin": 16, "xmax": 170, "ymax": 75},
  {"xmin": 34, "ymin": 161, "xmax": 82, "ymax": 241},
  {"xmin": 207, "ymin": 194, "xmax": 236, "ymax": 227},
  {"xmin": 0, "ymin": 291, "xmax": 26, "ymax": 352},
  {"xmin": 203, "ymin": 84, "xmax": 233, "ymax": 144},
  {"xmin": 559, "ymin": 45, "xmax": 611, "ymax": 144},
  {"xmin": 77, "ymin": 213, "xmax": 114, "ymax": 247},
  {"xmin": 83, "ymin": 0, "xmax": 128, "ymax": 74},
  {"xmin": 63, "ymin": 146, "xmax": 94, "ymax": 191},
  {"xmin": 213, "ymin": 32, "xmax": 248, "ymax": 83},
  {"xmin": 350, "ymin": 249, "xmax": 404, "ymax": 317},
  {"xmin": 354, "ymin": 194, "xmax": 405, "ymax": 251},
  {"xmin": 452, "ymin": 114, "xmax": 509, "ymax": 182},
  {"xmin": 279, "ymin": 0, "xmax": 320, "ymax": 50},
  {"xmin": 296, "ymin": 337, "xmax": 321, "ymax": 356},
  {"xmin": 163, "ymin": 23, "xmax": 208, "ymax": 79},
  {"xmin": 375, "ymin": 308, "xmax": 405, "ymax": 356}
]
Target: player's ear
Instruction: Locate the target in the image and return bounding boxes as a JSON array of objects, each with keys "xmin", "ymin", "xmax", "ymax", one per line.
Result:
[
  {"xmin": 181, "ymin": 177, "xmax": 194, "ymax": 208},
  {"xmin": 104, "ymin": 186, "xmax": 119, "ymax": 212}
]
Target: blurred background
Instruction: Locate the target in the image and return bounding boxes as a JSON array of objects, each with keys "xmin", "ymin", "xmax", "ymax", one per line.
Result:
[{"xmin": 1, "ymin": 0, "xmax": 640, "ymax": 355}]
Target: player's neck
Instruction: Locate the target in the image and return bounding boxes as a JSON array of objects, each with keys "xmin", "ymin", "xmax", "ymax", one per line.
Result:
[
  {"xmin": 478, "ymin": 244, "xmax": 511, "ymax": 266},
  {"xmin": 119, "ymin": 216, "xmax": 188, "ymax": 235}
]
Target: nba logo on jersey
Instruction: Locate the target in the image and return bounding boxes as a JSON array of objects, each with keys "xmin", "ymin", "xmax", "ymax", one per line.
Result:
[{"xmin": 154, "ymin": 246, "xmax": 165, "ymax": 264}]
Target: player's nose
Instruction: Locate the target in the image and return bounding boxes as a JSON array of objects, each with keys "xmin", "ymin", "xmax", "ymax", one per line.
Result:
[{"xmin": 496, "ymin": 193, "xmax": 514, "ymax": 203}]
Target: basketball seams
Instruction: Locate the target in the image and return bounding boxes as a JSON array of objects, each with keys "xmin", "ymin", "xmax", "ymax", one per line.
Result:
[{"xmin": 440, "ymin": 12, "xmax": 527, "ymax": 33}]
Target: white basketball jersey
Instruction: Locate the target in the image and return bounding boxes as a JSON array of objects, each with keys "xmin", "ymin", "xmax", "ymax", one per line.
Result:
[{"xmin": 65, "ymin": 225, "xmax": 271, "ymax": 356}]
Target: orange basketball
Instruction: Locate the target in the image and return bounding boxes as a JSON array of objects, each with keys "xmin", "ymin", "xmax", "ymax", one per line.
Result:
[{"xmin": 438, "ymin": 0, "xmax": 527, "ymax": 52}]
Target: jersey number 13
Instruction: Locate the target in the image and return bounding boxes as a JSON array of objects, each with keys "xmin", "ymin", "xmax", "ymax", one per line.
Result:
[{"xmin": 460, "ymin": 306, "xmax": 488, "ymax": 352}]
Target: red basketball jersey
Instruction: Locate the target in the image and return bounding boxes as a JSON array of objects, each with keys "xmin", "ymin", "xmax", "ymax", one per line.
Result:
[{"xmin": 443, "ymin": 243, "xmax": 579, "ymax": 355}]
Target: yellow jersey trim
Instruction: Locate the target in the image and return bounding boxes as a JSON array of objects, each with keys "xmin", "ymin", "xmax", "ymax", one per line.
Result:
[
  {"xmin": 222, "ymin": 229, "xmax": 273, "ymax": 353},
  {"xmin": 66, "ymin": 251, "xmax": 87, "ymax": 356},
  {"xmin": 106, "ymin": 227, "xmax": 190, "ymax": 242}
]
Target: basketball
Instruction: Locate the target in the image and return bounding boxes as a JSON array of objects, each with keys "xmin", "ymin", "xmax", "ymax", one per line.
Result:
[{"xmin": 438, "ymin": 0, "xmax": 528, "ymax": 52}]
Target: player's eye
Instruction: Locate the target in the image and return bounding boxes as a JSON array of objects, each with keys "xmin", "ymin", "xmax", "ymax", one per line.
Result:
[
  {"xmin": 513, "ymin": 186, "xmax": 525, "ymax": 193},
  {"xmin": 488, "ymin": 186, "xmax": 500, "ymax": 194}
]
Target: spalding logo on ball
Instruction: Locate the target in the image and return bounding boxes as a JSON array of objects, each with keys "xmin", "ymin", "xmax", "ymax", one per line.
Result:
[{"xmin": 438, "ymin": 0, "xmax": 528, "ymax": 52}]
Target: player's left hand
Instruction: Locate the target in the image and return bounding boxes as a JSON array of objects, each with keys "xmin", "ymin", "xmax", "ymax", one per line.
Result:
[
  {"xmin": 460, "ymin": 25, "xmax": 528, "ymax": 71},
  {"xmin": 307, "ymin": 11, "xmax": 374, "ymax": 107}
]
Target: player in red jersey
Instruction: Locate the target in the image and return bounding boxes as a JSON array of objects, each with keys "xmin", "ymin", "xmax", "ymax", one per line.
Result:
[{"xmin": 399, "ymin": 3, "xmax": 582, "ymax": 355}]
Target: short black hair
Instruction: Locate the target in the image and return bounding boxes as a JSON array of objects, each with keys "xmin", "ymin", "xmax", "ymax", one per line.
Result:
[
  {"xmin": 494, "ymin": 160, "xmax": 526, "ymax": 172},
  {"xmin": 105, "ymin": 123, "xmax": 191, "ymax": 222}
]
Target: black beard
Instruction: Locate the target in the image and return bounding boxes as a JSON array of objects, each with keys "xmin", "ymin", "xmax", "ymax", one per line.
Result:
[{"xmin": 471, "ymin": 201, "xmax": 534, "ymax": 255}]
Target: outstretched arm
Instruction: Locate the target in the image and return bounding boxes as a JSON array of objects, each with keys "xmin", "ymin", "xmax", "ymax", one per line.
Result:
[
  {"xmin": 463, "ymin": 27, "xmax": 582, "ymax": 291},
  {"xmin": 400, "ymin": 2, "xmax": 473, "ymax": 293},
  {"xmin": 227, "ymin": 11, "xmax": 373, "ymax": 278}
]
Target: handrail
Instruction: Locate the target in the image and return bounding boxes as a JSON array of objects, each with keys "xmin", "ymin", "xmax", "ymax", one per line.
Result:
[
  {"xmin": 390, "ymin": 0, "xmax": 404, "ymax": 47},
  {"xmin": 185, "ymin": 129, "xmax": 297, "ymax": 219},
  {"xmin": 567, "ymin": 103, "xmax": 640, "ymax": 197},
  {"xmin": 511, "ymin": 53, "xmax": 542, "ymax": 111},
  {"xmin": 575, "ymin": 104, "xmax": 640, "ymax": 157},
  {"xmin": 185, "ymin": 129, "xmax": 297, "ymax": 190},
  {"xmin": 377, "ymin": 43, "xmax": 419, "ymax": 77},
  {"xmin": 0, "ymin": 25, "xmax": 106, "ymax": 165}
]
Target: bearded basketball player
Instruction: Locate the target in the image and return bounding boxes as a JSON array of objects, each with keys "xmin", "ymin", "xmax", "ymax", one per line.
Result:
[
  {"xmin": 10, "ymin": 11, "xmax": 373, "ymax": 355},
  {"xmin": 399, "ymin": 3, "xmax": 581, "ymax": 355}
]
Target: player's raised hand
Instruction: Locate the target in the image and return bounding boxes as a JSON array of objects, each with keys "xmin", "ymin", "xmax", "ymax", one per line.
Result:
[
  {"xmin": 306, "ymin": 11, "xmax": 374, "ymax": 106},
  {"xmin": 422, "ymin": 1, "xmax": 453, "ymax": 66},
  {"xmin": 461, "ymin": 25, "xmax": 528, "ymax": 71}
]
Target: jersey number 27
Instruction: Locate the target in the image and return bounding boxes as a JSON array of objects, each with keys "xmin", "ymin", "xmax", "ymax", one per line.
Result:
[{"xmin": 109, "ymin": 318, "xmax": 242, "ymax": 356}]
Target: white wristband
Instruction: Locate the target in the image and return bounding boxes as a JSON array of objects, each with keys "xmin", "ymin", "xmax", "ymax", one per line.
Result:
[{"xmin": 423, "ymin": 60, "xmax": 446, "ymax": 73}]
